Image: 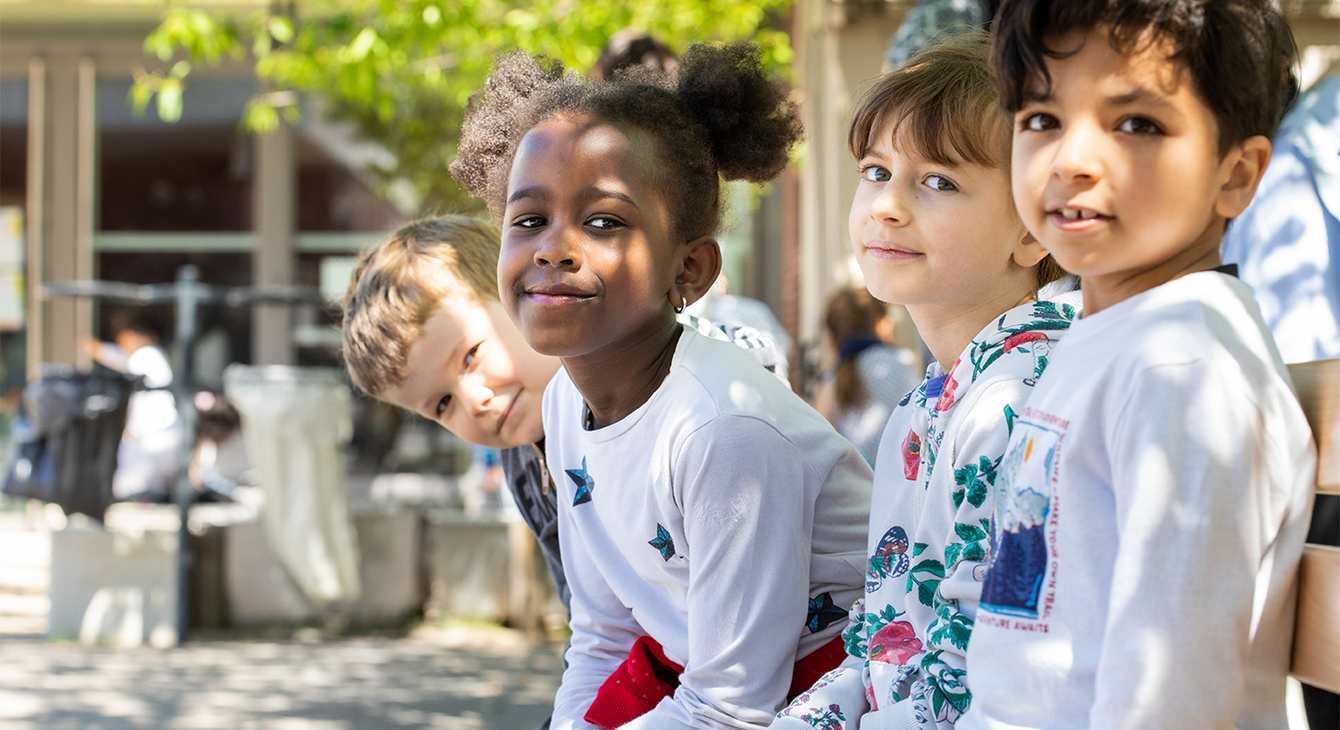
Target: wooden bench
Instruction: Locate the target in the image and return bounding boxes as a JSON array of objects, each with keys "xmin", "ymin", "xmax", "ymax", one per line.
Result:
[{"xmin": 1288, "ymin": 359, "xmax": 1340, "ymax": 695}]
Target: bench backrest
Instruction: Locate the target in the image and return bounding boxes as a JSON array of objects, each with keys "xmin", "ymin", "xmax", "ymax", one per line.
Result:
[{"xmin": 1287, "ymin": 358, "xmax": 1339, "ymax": 694}]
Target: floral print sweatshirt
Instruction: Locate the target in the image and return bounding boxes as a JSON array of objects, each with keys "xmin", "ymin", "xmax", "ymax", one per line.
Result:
[{"xmin": 773, "ymin": 293, "xmax": 1079, "ymax": 730}]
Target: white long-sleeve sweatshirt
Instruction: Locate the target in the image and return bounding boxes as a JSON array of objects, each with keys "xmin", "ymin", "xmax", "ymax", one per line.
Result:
[
  {"xmin": 775, "ymin": 295, "xmax": 1080, "ymax": 730},
  {"xmin": 545, "ymin": 327, "xmax": 873, "ymax": 730},
  {"xmin": 961, "ymin": 272, "xmax": 1316, "ymax": 730}
]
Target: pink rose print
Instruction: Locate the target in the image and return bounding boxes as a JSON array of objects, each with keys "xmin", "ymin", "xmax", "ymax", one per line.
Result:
[
  {"xmin": 1003, "ymin": 330, "xmax": 1047, "ymax": 351},
  {"xmin": 868, "ymin": 621, "xmax": 924, "ymax": 665},
  {"xmin": 902, "ymin": 430, "xmax": 921, "ymax": 481}
]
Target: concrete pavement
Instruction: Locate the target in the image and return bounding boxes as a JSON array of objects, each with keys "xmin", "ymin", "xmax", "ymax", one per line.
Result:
[{"xmin": 0, "ymin": 624, "xmax": 565, "ymax": 729}]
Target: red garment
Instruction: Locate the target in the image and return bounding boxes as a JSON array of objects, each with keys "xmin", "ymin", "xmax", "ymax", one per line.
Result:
[{"xmin": 584, "ymin": 634, "xmax": 849, "ymax": 729}]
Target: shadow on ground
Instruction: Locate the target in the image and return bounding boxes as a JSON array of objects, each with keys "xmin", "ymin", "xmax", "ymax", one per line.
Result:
[{"xmin": 0, "ymin": 625, "xmax": 565, "ymax": 730}]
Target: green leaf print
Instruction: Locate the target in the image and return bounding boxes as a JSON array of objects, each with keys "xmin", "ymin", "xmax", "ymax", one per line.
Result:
[
  {"xmin": 928, "ymin": 604, "xmax": 974, "ymax": 651},
  {"xmin": 922, "ymin": 650, "xmax": 972, "ymax": 717},
  {"xmin": 908, "ymin": 558, "xmax": 945, "ymax": 607},
  {"xmin": 944, "ymin": 542, "xmax": 963, "ymax": 568},
  {"xmin": 955, "ymin": 523, "xmax": 988, "ymax": 543},
  {"xmin": 912, "ymin": 542, "xmax": 929, "ymax": 558},
  {"xmin": 954, "ymin": 456, "xmax": 994, "ymax": 509}
]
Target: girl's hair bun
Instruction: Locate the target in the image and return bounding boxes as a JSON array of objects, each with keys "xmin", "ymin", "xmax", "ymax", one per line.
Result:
[{"xmin": 676, "ymin": 42, "xmax": 802, "ymax": 183}]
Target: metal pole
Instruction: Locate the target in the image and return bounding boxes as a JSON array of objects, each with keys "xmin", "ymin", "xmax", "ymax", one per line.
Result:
[{"xmin": 172, "ymin": 265, "xmax": 200, "ymax": 644}]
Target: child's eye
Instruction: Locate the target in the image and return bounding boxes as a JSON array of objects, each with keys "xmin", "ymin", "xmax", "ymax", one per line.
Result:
[
  {"xmin": 587, "ymin": 216, "xmax": 624, "ymax": 231},
  {"xmin": 923, "ymin": 174, "xmax": 957, "ymax": 192},
  {"xmin": 1117, "ymin": 116, "xmax": 1163, "ymax": 135},
  {"xmin": 464, "ymin": 343, "xmax": 480, "ymax": 368},
  {"xmin": 860, "ymin": 165, "xmax": 891, "ymax": 183},
  {"xmin": 435, "ymin": 394, "xmax": 452, "ymax": 417},
  {"xmin": 513, "ymin": 215, "xmax": 546, "ymax": 229},
  {"xmin": 1020, "ymin": 113, "xmax": 1058, "ymax": 132}
]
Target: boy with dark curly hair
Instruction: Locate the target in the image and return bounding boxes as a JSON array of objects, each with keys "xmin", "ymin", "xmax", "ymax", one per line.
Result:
[{"xmin": 960, "ymin": 1, "xmax": 1317, "ymax": 728}]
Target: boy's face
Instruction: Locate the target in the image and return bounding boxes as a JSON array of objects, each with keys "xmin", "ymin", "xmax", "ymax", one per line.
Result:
[
  {"xmin": 849, "ymin": 125, "xmax": 1033, "ymax": 314},
  {"xmin": 381, "ymin": 298, "xmax": 560, "ymax": 449},
  {"xmin": 1011, "ymin": 27, "xmax": 1256, "ymax": 310},
  {"xmin": 498, "ymin": 115, "xmax": 684, "ymax": 360}
]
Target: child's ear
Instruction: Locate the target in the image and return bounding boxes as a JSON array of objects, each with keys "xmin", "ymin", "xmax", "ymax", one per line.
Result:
[
  {"xmin": 674, "ymin": 236, "xmax": 723, "ymax": 308},
  {"xmin": 1214, "ymin": 135, "xmax": 1272, "ymax": 219},
  {"xmin": 1011, "ymin": 229, "xmax": 1050, "ymax": 269}
]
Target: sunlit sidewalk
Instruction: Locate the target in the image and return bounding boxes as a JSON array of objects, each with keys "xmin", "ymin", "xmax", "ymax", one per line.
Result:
[{"xmin": 0, "ymin": 623, "xmax": 564, "ymax": 730}]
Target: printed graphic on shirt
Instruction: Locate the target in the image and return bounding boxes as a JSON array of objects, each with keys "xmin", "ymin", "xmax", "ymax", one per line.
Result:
[
  {"xmin": 980, "ymin": 417, "xmax": 1063, "ymax": 620},
  {"xmin": 902, "ymin": 430, "xmax": 922, "ymax": 481},
  {"xmin": 870, "ymin": 619, "xmax": 924, "ymax": 665},
  {"xmin": 797, "ymin": 703, "xmax": 847, "ymax": 730},
  {"xmin": 866, "ymin": 525, "xmax": 911, "ymax": 592},
  {"xmin": 565, "ymin": 457, "xmax": 594, "ymax": 506},
  {"xmin": 967, "ymin": 299, "xmax": 1075, "ymax": 383},
  {"xmin": 648, "ymin": 523, "xmax": 676, "ymax": 561},
  {"xmin": 807, "ymin": 592, "xmax": 849, "ymax": 633},
  {"xmin": 777, "ymin": 667, "xmax": 846, "ymax": 717}
]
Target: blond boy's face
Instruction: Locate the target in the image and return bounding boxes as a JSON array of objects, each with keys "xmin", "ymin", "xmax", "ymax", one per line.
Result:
[
  {"xmin": 1011, "ymin": 27, "xmax": 1255, "ymax": 311},
  {"xmin": 381, "ymin": 298, "xmax": 560, "ymax": 449},
  {"xmin": 849, "ymin": 124, "xmax": 1034, "ymax": 314}
]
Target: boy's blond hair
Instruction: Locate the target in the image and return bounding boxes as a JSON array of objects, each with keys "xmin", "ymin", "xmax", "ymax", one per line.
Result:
[
  {"xmin": 848, "ymin": 34, "xmax": 1066, "ymax": 290},
  {"xmin": 341, "ymin": 215, "xmax": 502, "ymax": 397}
]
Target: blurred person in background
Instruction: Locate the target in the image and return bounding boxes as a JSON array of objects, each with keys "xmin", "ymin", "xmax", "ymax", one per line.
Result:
[
  {"xmin": 79, "ymin": 312, "xmax": 180, "ymax": 501},
  {"xmin": 812, "ymin": 287, "xmax": 919, "ymax": 464}
]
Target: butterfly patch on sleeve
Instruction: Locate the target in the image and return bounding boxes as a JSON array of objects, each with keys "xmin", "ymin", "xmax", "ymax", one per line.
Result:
[
  {"xmin": 649, "ymin": 523, "xmax": 676, "ymax": 561},
  {"xmin": 565, "ymin": 457, "xmax": 594, "ymax": 506}
]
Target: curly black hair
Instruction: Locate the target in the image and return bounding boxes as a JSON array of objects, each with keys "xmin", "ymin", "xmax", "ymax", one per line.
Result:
[
  {"xmin": 450, "ymin": 42, "xmax": 803, "ymax": 243},
  {"xmin": 992, "ymin": 0, "xmax": 1298, "ymax": 154}
]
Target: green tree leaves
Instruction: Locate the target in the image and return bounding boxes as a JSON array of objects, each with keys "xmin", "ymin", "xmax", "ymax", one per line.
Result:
[{"xmin": 135, "ymin": 0, "xmax": 793, "ymax": 214}]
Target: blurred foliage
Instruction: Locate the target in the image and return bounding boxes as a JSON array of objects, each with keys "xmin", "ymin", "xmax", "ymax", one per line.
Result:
[{"xmin": 135, "ymin": 0, "xmax": 794, "ymax": 215}]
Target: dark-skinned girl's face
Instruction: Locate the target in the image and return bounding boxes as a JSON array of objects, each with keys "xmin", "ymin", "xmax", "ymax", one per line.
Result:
[{"xmin": 498, "ymin": 114, "xmax": 684, "ymax": 359}]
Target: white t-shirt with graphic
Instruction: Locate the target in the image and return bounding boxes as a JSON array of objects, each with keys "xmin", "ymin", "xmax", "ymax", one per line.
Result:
[{"xmin": 961, "ymin": 272, "xmax": 1316, "ymax": 730}]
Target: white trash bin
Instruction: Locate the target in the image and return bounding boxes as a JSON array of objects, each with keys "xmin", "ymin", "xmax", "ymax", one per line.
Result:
[{"xmin": 223, "ymin": 365, "xmax": 360, "ymax": 604}]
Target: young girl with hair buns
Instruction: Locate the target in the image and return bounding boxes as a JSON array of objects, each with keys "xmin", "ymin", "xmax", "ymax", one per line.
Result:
[{"xmin": 452, "ymin": 44, "xmax": 873, "ymax": 730}]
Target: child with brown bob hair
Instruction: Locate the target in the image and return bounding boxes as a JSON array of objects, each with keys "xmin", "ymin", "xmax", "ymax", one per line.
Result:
[{"xmin": 775, "ymin": 34, "xmax": 1076, "ymax": 730}]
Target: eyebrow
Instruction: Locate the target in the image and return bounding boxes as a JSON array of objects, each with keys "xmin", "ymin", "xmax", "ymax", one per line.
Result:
[
  {"xmin": 508, "ymin": 186, "xmax": 548, "ymax": 204},
  {"xmin": 582, "ymin": 186, "xmax": 638, "ymax": 208},
  {"xmin": 1104, "ymin": 87, "xmax": 1175, "ymax": 112},
  {"xmin": 506, "ymin": 185, "xmax": 639, "ymax": 209},
  {"xmin": 1022, "ymin": 84, "xmax": 1175, "ymax": 112}
]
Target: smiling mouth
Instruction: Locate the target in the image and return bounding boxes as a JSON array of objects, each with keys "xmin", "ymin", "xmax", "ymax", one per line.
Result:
[
  {"xmin": 523, "ymin": 283, "xmax": 596, "ymax": 305},
  {"xmin": 1052, "ymin": 207, "xmax": 1109, "ymax": 221},
  {"xmin": 864, "ymin": 241, "xmax": 922, "ymax": 259},
  {"xmin": 495, "ymin": 397, "xmax": 515, "ymax": 435}
]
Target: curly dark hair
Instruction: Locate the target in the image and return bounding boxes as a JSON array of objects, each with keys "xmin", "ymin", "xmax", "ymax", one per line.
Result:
[
  {"xmin": 450, "ymin": 42, "xmax": 803, "ymax": 242},
  {"xmin": 991, "ymin": 0, "xmax": 1298, "ymax": 154}
]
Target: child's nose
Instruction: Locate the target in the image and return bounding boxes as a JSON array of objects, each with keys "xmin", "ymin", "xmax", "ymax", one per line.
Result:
[
  {"xmin": 534, "ymin": 229, "xmax": 580, "ymax": 268},
  {"xmin": 868, "ymin": 183, "xmax": 909, "ymax": 224},
  {"xmin": 1051, "ymin": 123, "xmax": 1103, "ymax": 183}
]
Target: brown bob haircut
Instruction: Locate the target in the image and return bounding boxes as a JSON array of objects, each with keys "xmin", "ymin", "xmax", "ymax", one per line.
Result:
[
  {"xmin": 341, "ymin": 215, "xmax": 502, "ymax": 397},
  {"xmin": 848, "ymin": 33, "xmax": 1066, "ymax": 291}
]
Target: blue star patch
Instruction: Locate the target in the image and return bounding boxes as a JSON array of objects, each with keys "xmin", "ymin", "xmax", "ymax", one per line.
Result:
[
  {"xmin": 566, "ymin": 457, "xmax": 594, "ymax": 506},
  {"xmin": 806, "ymin": 592, "xmax": 848, "ymax": 633},
  {"xmin": 648, "ymin": 523, "xmax": 676, "ymax": 561}
]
